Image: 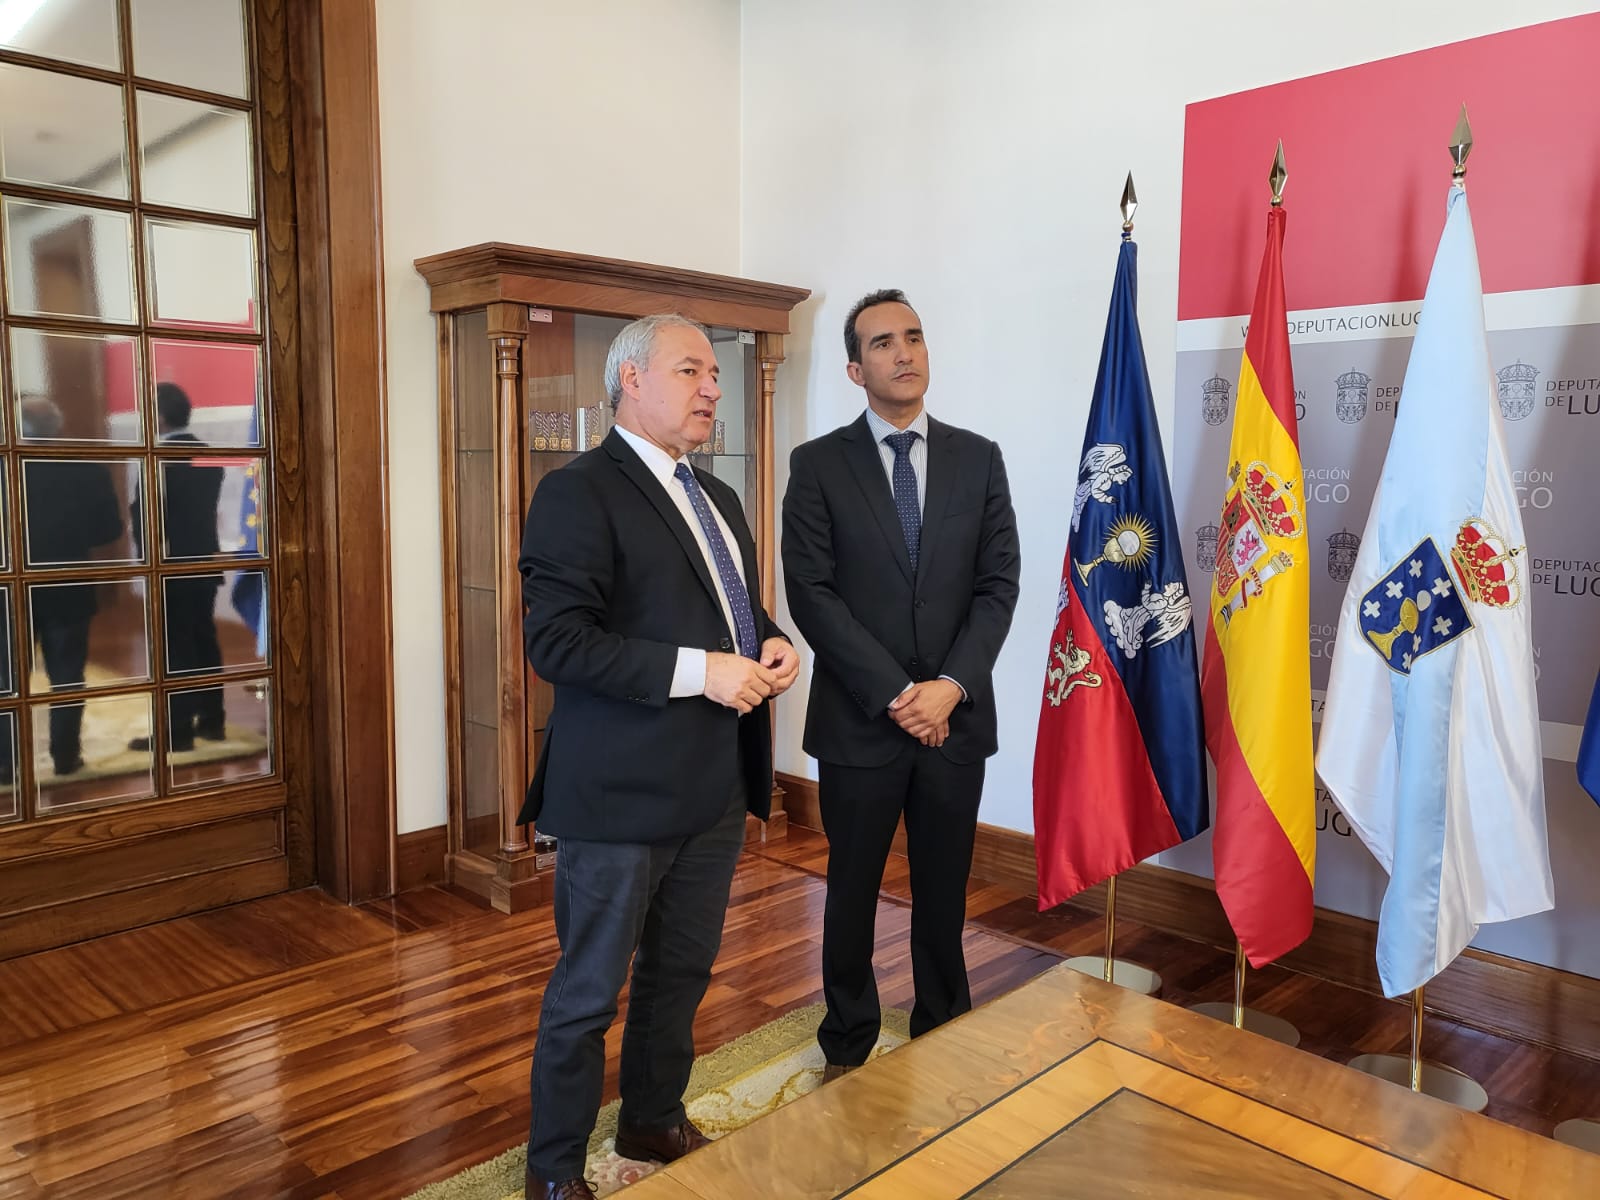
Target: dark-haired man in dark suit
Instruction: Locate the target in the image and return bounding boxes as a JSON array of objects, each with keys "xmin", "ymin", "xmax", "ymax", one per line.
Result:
[
  {"xmin": 131, "ymin": 383, "xmax": 226, "ymax": 751},
  {"xmin": 782, "ymin": 289, "xmax": 1020, "ymax": 1079},
  {"xmin": 16, "ymin": 397, "xmax": 124, "ymax": 779},
  {"xmin": 518, "ymin": 314, "xmax": 797, "ymax": 1199}
]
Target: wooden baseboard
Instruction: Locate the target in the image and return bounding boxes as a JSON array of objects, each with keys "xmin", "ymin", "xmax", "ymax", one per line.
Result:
[
  {"xmin": 778, "ymin": 772, "xmax": 820, "ymax": 830},
  {"xmin": 777, "ymin": 771, "xmax": 1600, "ymax": 1062},
  {"xmin": 396, "ymin": 826, "xmax": 448, "ymax": 892}
]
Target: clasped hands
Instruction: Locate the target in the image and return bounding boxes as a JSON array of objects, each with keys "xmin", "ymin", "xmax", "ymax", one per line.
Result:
[
  {"xmin": 889, "ymin": 678, "xmax": 961, "ymax": 748},
  {"xmin": 704, "ymin": 638, "xmax": 799, "ymax": 714}
]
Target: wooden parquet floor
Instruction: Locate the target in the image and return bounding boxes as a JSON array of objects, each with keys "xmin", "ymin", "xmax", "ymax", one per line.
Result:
[{"xmin": 0, "ymin": 827, "xmax": 1595, "ymax": 1198}]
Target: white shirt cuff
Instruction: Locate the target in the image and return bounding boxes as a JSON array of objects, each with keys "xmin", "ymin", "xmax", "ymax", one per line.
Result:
[{"xmin": 671, "ymin": 647, "xmax": 708, "ymax": 698}]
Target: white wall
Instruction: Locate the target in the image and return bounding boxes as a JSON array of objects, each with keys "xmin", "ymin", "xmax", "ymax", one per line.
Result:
[
  {"xmin": 376, "ymin": 0, "xmax": 743, "ymax": 833},
  {"xmin": 740, "ymin": 0, "xmax": 1599, "ymax": 835}
]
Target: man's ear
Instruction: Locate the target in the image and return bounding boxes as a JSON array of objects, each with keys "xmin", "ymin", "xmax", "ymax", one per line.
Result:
[
  {"xmin": 845, "ymin": 361, "xmax": 864, "ymax": 388},
  {"xmin": 619, "ymin": 358, "xmax": 641, "ymax": 401}
]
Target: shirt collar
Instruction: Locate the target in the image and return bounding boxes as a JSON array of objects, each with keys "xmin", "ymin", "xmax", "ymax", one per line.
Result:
[
  {"xmin": 864, "ymin": 406, "xmax": 929, "ymax": 446},
  {"xmin": 614, "ymin": 424, "xmax": 684, "ymax": 489}
]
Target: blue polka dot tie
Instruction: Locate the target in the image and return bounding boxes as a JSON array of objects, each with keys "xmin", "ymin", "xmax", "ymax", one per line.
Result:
[
  {"xmin": 674, "ymin": 462, "xmax": 759, "ymax": 658},
  {"xmin": 884, "ymin": 430, "xmax": 921, "ymax": 572}
]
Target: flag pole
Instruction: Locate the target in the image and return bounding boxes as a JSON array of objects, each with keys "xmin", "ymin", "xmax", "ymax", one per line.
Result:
[
  {"xmin": 1344, "ymin": 105, "xmax": 1490, "ymax": 1114},
  {"xmin": 1348, "ymin": 983, "xmax": 1488, "ymax": 1108},
  {"xmin": 1232, "ymin": 941, "xmax": 1247, "ymax": 1028},
  {"xmin": 1058, "ymin": 174, "xmax": 1175, "ymax": 1001},
  {"xmin": 1102, "ymin": 874, "xmax": 1118, "ymax": 983},
  {"xmin": 1409, "ymin": 987, "xmax": 1425, "ymax": 1092},
  {"xmin": 1189, "ymin": 940, "xmax": 1299, "ymax": 1046}
]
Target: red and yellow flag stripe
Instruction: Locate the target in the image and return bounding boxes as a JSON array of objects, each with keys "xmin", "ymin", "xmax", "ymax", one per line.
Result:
[{"xmin": 1200, "ymin": 205, "xmax": 1315, "ymax": 967}]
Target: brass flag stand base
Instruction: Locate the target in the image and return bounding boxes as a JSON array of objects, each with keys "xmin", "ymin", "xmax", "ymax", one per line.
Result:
[
  {"xmin": 1189, "ymin": 942, "xmax": 1300, "ymax": 1047},
  {"xmin": 1552, "ymin": 1119, "xmax": 1600, "ymax": 1153},
  {"xmin": 1063, "ymin": 876, "xmax": 1162, "ymax": 996},
  {"xmin": 1348, "ymin": 987, "xmax": 1487, "ymax": 1112}
]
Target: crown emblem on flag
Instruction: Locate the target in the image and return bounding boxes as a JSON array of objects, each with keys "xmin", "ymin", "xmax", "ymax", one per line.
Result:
[
  {"xmin": 1449, "ymin": 518, "xmax": 1520, "ymax": 608},
  {"xmin": 1233, "ymin": 460, "xmax": 1302, "ymax": 539}
]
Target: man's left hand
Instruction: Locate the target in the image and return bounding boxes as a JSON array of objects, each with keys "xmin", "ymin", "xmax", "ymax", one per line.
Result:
[
  {"xmin": 759, "ymin": 638, "xmax": 800, "ymax": 698},
  {"xmin": 889, "ymin": 679, "xmax": 961, "ymax": 741}
]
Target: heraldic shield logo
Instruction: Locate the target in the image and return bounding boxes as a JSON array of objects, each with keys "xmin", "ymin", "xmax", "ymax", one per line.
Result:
[
  {"xmin": 1358, "ymin": 537, "xmax": 1474, "ymax": 675},
  {"xmin": 1327, "ymin": 529, "xmax": 1359, "ymax": 581},
  {"xmin": 1201, "ymin": 375, "xmax": 1231, "ymax": 426},
  {"xmin": 1496, "ymin": 360, "xmax": 1538, "ymax": 421},
  {"xmin": 1335, "ymin": 369, "xmax": 1369, "ymax": 424}
]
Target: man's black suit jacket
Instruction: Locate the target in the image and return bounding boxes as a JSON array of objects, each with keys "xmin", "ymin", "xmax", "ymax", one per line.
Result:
[
  {"xmin": 517, "ymin": 430, "xmax": 784, "ymax": 843},
  {"xmin": 782, "ymin": 413, "xmax": 1020, "ymax": 768}
]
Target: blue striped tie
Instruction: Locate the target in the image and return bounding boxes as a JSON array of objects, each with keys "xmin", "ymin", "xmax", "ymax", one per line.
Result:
[
  {"xmin": 883, "ymin": 430, "xmax": 921, "ymax": 571},
  {"xmin": 674, "ymin": 463, "xmax": 759, "ymax": 658}
]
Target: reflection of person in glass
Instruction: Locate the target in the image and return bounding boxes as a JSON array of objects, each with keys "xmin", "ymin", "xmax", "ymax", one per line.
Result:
[
  {"xmin": 135, "ymin": 383, "xmax": 228, "ymax": 751},
  {"xmin": 18, "ymin": 397, "xmax": 125, "ymax": 777}
]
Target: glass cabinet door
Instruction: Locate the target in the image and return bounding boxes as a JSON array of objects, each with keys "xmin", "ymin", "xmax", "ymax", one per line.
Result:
[{"xmin": 449, "ymin": 308, "xmax": 501, "ymax": 862}]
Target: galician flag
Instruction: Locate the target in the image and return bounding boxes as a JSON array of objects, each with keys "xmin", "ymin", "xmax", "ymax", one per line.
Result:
[
  {"xmin": 1200, "ymin": 199, "xmax": 1316, "ymax": 968},
  {"xmin": 1317, "ymin": 185, "xmax": 1553, "ymax": 998},
  {"xmin": 1033, "ymin": 233, "xmax": 1209, "ymax": 908}
]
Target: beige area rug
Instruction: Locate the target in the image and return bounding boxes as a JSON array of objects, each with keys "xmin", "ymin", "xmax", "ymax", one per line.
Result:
[
  {"xmin": 23, "ymin": 663, "xmax": 267, "ymax": 787},
  {"xmin": 404, "ymin": 1004, "xmax": 911, "ymax": 1200}
]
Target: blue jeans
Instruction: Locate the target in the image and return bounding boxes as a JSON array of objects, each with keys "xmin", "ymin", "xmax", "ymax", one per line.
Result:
[{"xmin": 526, "ymin": 791, "xmax": 747, "ymax": 1178}]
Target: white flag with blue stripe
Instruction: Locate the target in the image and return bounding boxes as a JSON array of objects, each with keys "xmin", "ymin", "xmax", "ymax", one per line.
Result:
[{"xmin": 1316, "ymin": 185, "xmax": 1553, "ymax": 998}]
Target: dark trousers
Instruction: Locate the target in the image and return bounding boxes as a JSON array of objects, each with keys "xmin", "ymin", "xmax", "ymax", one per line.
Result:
[
  {"xmin": 817, "ymin": 745, "xmax": 985, "ymax": 1066},
  {"xmin": 165, "ymin": 576, "xmax": 225, "ymax": 741},
  {"xmin": 526, "ymin": 791, "xmax": 747, "ymax": 1178},
  {"xmin": 36, "ymin": 607, "xmax": 93, "ymax": 772}
]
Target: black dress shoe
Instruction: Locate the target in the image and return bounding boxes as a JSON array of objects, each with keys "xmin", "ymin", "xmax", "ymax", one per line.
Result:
[
  {"xmin": 52, "ymin": 755, "xmax": 83, "ymax": 776},
  {"xmin": 128, "ymin": 735, "xmax": 194, "ymax": 753},
  {"xmin": 613, "ymin": 1118, "xmax": 710, "ymax": 1163},
  {"xmin": 523, "ymin": 1165, "xmax": 596, "ymax": 1199},
  {"xmin": 822, "ymin": 1062, "xmax": 857, "ymax": 1083}
]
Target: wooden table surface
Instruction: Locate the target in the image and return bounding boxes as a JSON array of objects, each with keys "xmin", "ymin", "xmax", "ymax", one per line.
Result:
[{"xmin": 626, "ymin": 962, "xmax": 1600, "ymax": 1199}]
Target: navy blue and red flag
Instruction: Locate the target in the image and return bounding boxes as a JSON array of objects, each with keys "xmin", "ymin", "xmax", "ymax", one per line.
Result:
[{"xmin": 1032, "ymin": 235, "xmax": 1209, "ymax": 908}]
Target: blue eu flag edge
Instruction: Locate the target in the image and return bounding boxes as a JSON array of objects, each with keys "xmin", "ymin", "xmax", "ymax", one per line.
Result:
[
  {"xmin": 230, "ymin": 407, "xmax": 268, "ymax": 658},
  {"xmin": 1580, "ymin": 668, "xmax": 1600, "ymax": 805}
]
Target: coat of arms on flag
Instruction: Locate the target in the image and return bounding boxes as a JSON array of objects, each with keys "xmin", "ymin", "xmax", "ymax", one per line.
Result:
[{"xmin": 1357, "ymin": 538, "xmax": 1473, "ymax": 675}]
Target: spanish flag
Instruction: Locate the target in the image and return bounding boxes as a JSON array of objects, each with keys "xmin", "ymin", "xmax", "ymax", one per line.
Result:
[{"xmin": 1200, "ymin": 202, "xmax": 1315, "ymax": 967}]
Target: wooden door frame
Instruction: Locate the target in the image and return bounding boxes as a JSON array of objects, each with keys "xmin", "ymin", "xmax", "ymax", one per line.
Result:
[{"xmin": 279, "ymin": 0, "xmax": 396, "ymax": 902}]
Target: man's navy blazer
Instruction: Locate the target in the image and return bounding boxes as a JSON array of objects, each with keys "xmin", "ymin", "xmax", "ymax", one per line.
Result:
[
  {"xmin": 517, "ymin": 430, "xmax": 785, "ymax": 843},
  {"xmin": 782, "ymin": 413, "xmax": 1021, "ymax": 768}
]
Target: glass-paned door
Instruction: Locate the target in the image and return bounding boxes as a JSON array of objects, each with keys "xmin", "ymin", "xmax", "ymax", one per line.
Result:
[{"xmin": 0, "ymin": 0, "xmax": 275, "ymax": 823}]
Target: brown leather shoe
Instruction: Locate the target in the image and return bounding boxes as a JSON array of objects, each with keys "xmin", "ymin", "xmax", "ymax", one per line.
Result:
[
  {"xmin": 613, "ymin": 1118, "xmax": 711, "ymax": 1163},
  {"xmin": 524, "ymin": 1165, "xmax": 596, "ymax": 1199},
  {"xmin": 822, "ymin": 1062, "xmax": 857, "ymax": 1083}
]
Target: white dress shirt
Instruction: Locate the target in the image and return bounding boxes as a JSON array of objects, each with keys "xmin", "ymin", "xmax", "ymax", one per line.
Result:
[
  {"xmin": 859, "ymin": 406, "xmax": 966, "ymax": 705},
  {"xmin": 613, "ymin": 425, "xmax": 748, "ymax": 698}
]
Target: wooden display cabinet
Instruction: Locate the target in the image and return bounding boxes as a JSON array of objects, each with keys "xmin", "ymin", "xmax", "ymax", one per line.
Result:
[{"xmin": 415, "ymin": 245, "xmax": 809, "ymax": 911}]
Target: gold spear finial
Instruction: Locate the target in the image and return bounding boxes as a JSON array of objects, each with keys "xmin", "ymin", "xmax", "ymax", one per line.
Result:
[
  {"xmin": 1121, "ymin": 172, "xmax": 1138, "ymax": 235},
  {"xmin": 1450, "ymin": 104, "xmax": 1473, "ymax": 182},
  {"xmin": 1269, "ymin": 140, "xmax": 1287, "ymax": 206}
]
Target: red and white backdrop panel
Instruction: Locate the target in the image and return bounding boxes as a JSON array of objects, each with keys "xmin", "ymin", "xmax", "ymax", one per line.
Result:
[{"xmin": 1165, "ymin": 13, "xmax": 1600, "ymax": 977}]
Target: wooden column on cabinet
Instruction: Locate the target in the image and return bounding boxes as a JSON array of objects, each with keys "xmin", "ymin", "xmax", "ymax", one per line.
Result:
[
  {"xmin": 488, "ymin": 303, "xmax": 543, "ymax": 910},
  {"xmin": 750, "ymin": 333, "xmax": 788, "ymax": 844}
]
